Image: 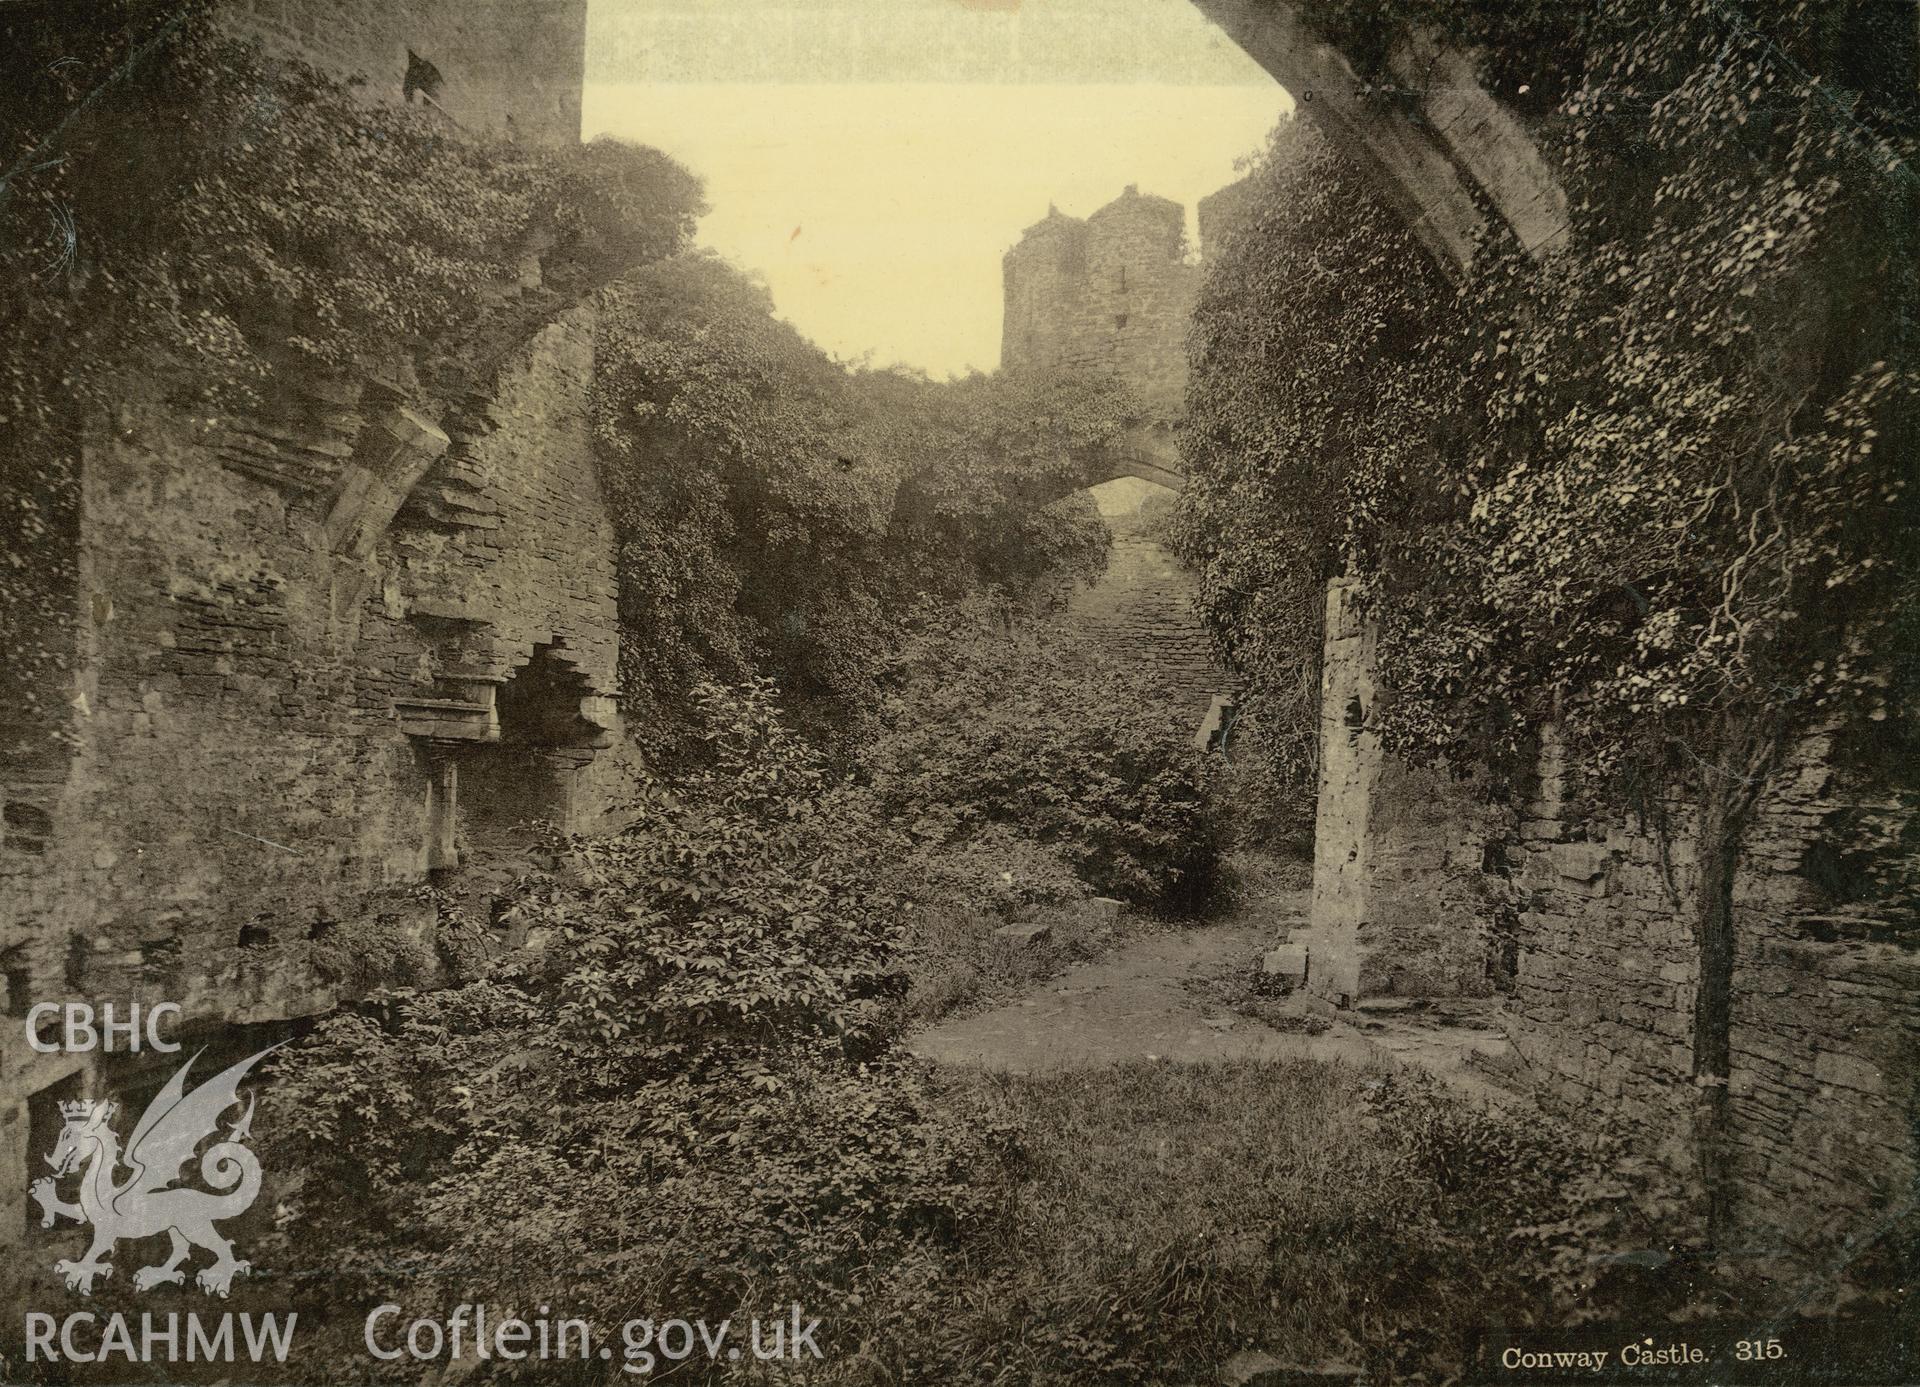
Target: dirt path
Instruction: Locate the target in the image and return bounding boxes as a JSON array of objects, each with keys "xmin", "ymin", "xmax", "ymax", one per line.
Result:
[
  {"xmin": 907, "ymin": 889, "xmax": 1521, "ymax": 1106},
  {"xmin": 908, "ymin": 911, "xmax": 1379, "ymax": 1071}
]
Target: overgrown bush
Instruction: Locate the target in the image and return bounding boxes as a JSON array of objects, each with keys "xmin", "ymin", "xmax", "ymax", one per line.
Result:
[
  {"xmin": 1175, "ymin": 119, "xmax": 1444, "ymax": 847},
  {"xmin": 0, "ymin": 6, "xmax": 703, "ymax": 428},
  {"xmin": 1212, "ymin": 705, "xmax": 1319, "ymax": 853},
  {"xmin": 591, "ymin": 257, "xmax": 1128, "ymax": 756},
  {"xmin": 863, "ymin": 605, "xmax": 1226, "ymax": 912},
  {"xmin": 256, "ymin": 681, "xmax": 1000, "ymax": 1373}
]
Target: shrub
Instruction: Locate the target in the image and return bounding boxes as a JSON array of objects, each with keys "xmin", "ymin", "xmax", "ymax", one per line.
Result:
[
  {"xmin": 863, "ymin": 605, "xmax": 1226, "ymax": 912},
  {"xmin": 256, "ymin": 682, "xmax": 1003, "ymax": 1374},
  {"xmin": 591, "ymin": 257, "xmax": 1128, "ymax": 755}
]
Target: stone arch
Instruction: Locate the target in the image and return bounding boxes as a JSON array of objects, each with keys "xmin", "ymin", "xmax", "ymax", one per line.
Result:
[
  {"xmin": 1014, "ymin": 421, "xmax": 1188, "ymax": 513},
  {"xmin": 1187, "ymin": 0, "xmax": 1569, "ymax": 275},
  {"xmin": 1094, "ymin": 420, "xmax": 1186, "ymax": 493}
]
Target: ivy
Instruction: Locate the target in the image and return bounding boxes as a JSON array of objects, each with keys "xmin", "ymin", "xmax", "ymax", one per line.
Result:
[
  {"xmin": 1357, "ymin": 0, "xmax": 1919, "ymax": 801},
  {"xmin": 1174, "ymin": 119, "xmax": 1453, "ymax": 814},
  {"xmin": 0, "ymin": 5, "xmax": 705, "ymax": 770},
  {"xmin": 591, "ymin": 254, "xmax": 1134, "ymax": 755},
  {"xmin": 1180, "ymin": 0, "xmax": 1918, "ymax": 1244},
  {"xmin": 1183, "ymin": 0, "xmax": 1917, "ymax": 816}
]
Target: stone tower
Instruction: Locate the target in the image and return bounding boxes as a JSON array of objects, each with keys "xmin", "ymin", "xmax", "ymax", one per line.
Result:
[{"xmin": 1001, "ymin": 185, "xmax": 1198, "ymax": 417}]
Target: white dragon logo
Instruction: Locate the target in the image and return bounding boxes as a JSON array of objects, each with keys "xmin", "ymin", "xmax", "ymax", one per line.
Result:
[{"xmin": 28, "ymin": 1045, "xmax": 280, "ymax": 1298}]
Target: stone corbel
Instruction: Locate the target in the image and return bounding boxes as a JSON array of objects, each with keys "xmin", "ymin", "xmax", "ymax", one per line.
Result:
[
  {"xmin": 323, "ymin": 407, "xmax": 452, "ymax": 559},
  {"xmin": 577, "ymin": 694, "xmax": 619, "ymax": 750},
  {"xmin": 393, "ymin": 676, "xmax": 503, "ymax": 745}
]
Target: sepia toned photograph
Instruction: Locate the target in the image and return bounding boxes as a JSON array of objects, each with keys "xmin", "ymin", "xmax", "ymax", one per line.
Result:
[{"xmin": 0, "ymin": 0, "xmax": 1915, "ymax": 1382}]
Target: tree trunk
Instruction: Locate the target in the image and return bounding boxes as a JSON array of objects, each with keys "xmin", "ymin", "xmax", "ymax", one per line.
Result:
[{"xmin": 1687, "ymin": 712, "xmax": 1780, "ymax": 1247}]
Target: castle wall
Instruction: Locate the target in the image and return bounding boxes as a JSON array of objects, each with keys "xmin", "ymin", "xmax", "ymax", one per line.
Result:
[
  {"xmin": 1303, "ymin": 580, "xmax": 1504, "ymax": 1005},
  {"xmin": 1002, "ymin": 187, "xmax": 1197, "ymax": 418},
  {"xmin": 1001, "ymin": 214, "xmax": 1088, "ymax": 380},
  {"xmin": 1309, "ymin": 578, "xmax": 1920, "ymax": 1257},
  {"xmin": 221, "ymin": 0, "xmax": 588, "ymax": 144},
  {"xmin": 1508, "ymin": 725, "xmax": 1920, "ymax": 1256},
  {"xmin": 0, "ymin": 304, "xmax": 638, "ymax": 1240}
]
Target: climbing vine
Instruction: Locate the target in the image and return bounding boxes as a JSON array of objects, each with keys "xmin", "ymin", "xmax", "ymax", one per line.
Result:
[
  {"xmin": 1185, "ymin": 0, "xmax": 1917, "ymax": 838},
  {"xmin": 0, "ymin": 1, "xmax": 704, "ymax": 771},
  {"xmin": 591, "ymin": 254, "xmax": 1130, "ymax": 754},
  {"xmin": 1174, "ymin": 119, "xmax": 1453, "ymax": 823},
  {"xmin": 1181, "ymin": 0, "xmax": 1918, "ymax": 1239}
]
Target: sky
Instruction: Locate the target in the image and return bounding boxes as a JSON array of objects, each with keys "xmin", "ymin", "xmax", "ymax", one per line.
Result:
[{"xmin": 582, "ymin": 0, "xmax": 1290, "ymax": 377}]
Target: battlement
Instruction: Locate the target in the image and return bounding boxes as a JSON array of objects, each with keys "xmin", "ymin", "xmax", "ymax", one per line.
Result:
[
  {"xmin": 1001, "ymin": 185, "xmax": 1199, "ymax": 417},
  {"xmin": 220, "ymin": 0, "xmax": 588, "ymax": 144}
]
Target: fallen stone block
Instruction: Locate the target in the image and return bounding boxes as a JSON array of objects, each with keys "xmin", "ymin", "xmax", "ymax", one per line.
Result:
[
  {"xmin": 993, "ymin": 922, "xmax": 1052, "ymax": 947},
  {"xmin": 1193, "ymin": 694, "xmax": 1237, "ymax": 753},
  {"xmin": 1087, "ymin": 896, "xmax": 1126, "ymax": 924},
  {"xmin": 1222, "ymin": 1350, "xmax": 1286, "ymax": 1386},
  {"xmin": 1261, "ymin": 943, "xmax": 1308, "ymax": 984}
]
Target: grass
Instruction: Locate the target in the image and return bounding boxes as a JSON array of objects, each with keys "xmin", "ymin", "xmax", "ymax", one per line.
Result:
[
  {"xmin": 834, "ymin": 1058, "xmax": 1595, "ymax": 1385},
  {"xmin": 891, "ymin": 895, "xmax": 1133, "ymax": 1029}
]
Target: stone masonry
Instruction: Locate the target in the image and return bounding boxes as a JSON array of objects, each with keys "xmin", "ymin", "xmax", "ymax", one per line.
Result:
[
  {"xmin": 1002, "ymin": 186, "xmax": 1199, "ymax": 419},
  {"xmin": 1305, "ymin": 584, "xmax": 1511, "ymax": 1004},
  {"xmin": 1003, "ymin": 187, "xmax": 1232, "ymax": 714},
  {"xmin": 0, "ymin": 1, "xmax": 601, "ymax": 1241},
  {"xmin": 0, "ymin": 300, "xmax": 640, "ymax": 1240},
  {"xmin": 1507, "ymin": 723, "xmax": 1920, "ymax": 1255},
  {"xmin": 1307, "ymin": 578, "xmax": 1920, "ymax": 1258}
]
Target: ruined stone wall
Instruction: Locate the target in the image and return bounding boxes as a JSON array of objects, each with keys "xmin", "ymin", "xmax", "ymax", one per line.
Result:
[
  {"xmin": 1064, "ymin": 480, "xmax": 1219, "ymax": 717},
  {"xmin": 1304, "ymin": 580, "xmax": 1377, "ymax": 1005},
  {"xmin": 1507, "ymin": 726, "xmax": 1920, "ymax": 1255},
  {"xmin": 1309, "ymin": 578, "xmax": 1920, "ymax": 1256},
  {"xmin": 1303, "ymin": 581, "xmax": 1504, "ymax": 1004},
  {"xmin": 0, "ymin": 305, "xmax": 640, "ymax": 1238},
  {"xmin": 220, "ymin": 0, "xmax": 588, "ymax": 143},
  {"xmin": 1002, "ymin": 187, "xmax": 1198, "ymax": 417}
]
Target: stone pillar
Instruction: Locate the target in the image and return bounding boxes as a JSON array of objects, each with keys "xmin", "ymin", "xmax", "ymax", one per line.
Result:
[
  {"xmin": 423, "ymin": 746, "xmax": 461, "ymax": 872},
  {"xmin": 1302, "ymin": 577, "xmax": 1379, "ymax": 1006}
]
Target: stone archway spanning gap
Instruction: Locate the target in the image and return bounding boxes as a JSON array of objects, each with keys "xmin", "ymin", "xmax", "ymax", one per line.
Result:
[{"xmin": 1185, "ymin": 0, "xmax": 1569, "ymax": 275}]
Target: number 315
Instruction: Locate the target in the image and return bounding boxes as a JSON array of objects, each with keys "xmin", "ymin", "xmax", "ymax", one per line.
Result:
[{"xmin": 1735, "ymin": 1339, "xmax": 1785, "ymax": 1361}]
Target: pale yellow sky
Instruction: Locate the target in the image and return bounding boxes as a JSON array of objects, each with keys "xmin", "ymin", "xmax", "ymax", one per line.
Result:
[{"xmin": 582, "ymin": 1, "xmax": 1289, "ymax": 376}]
